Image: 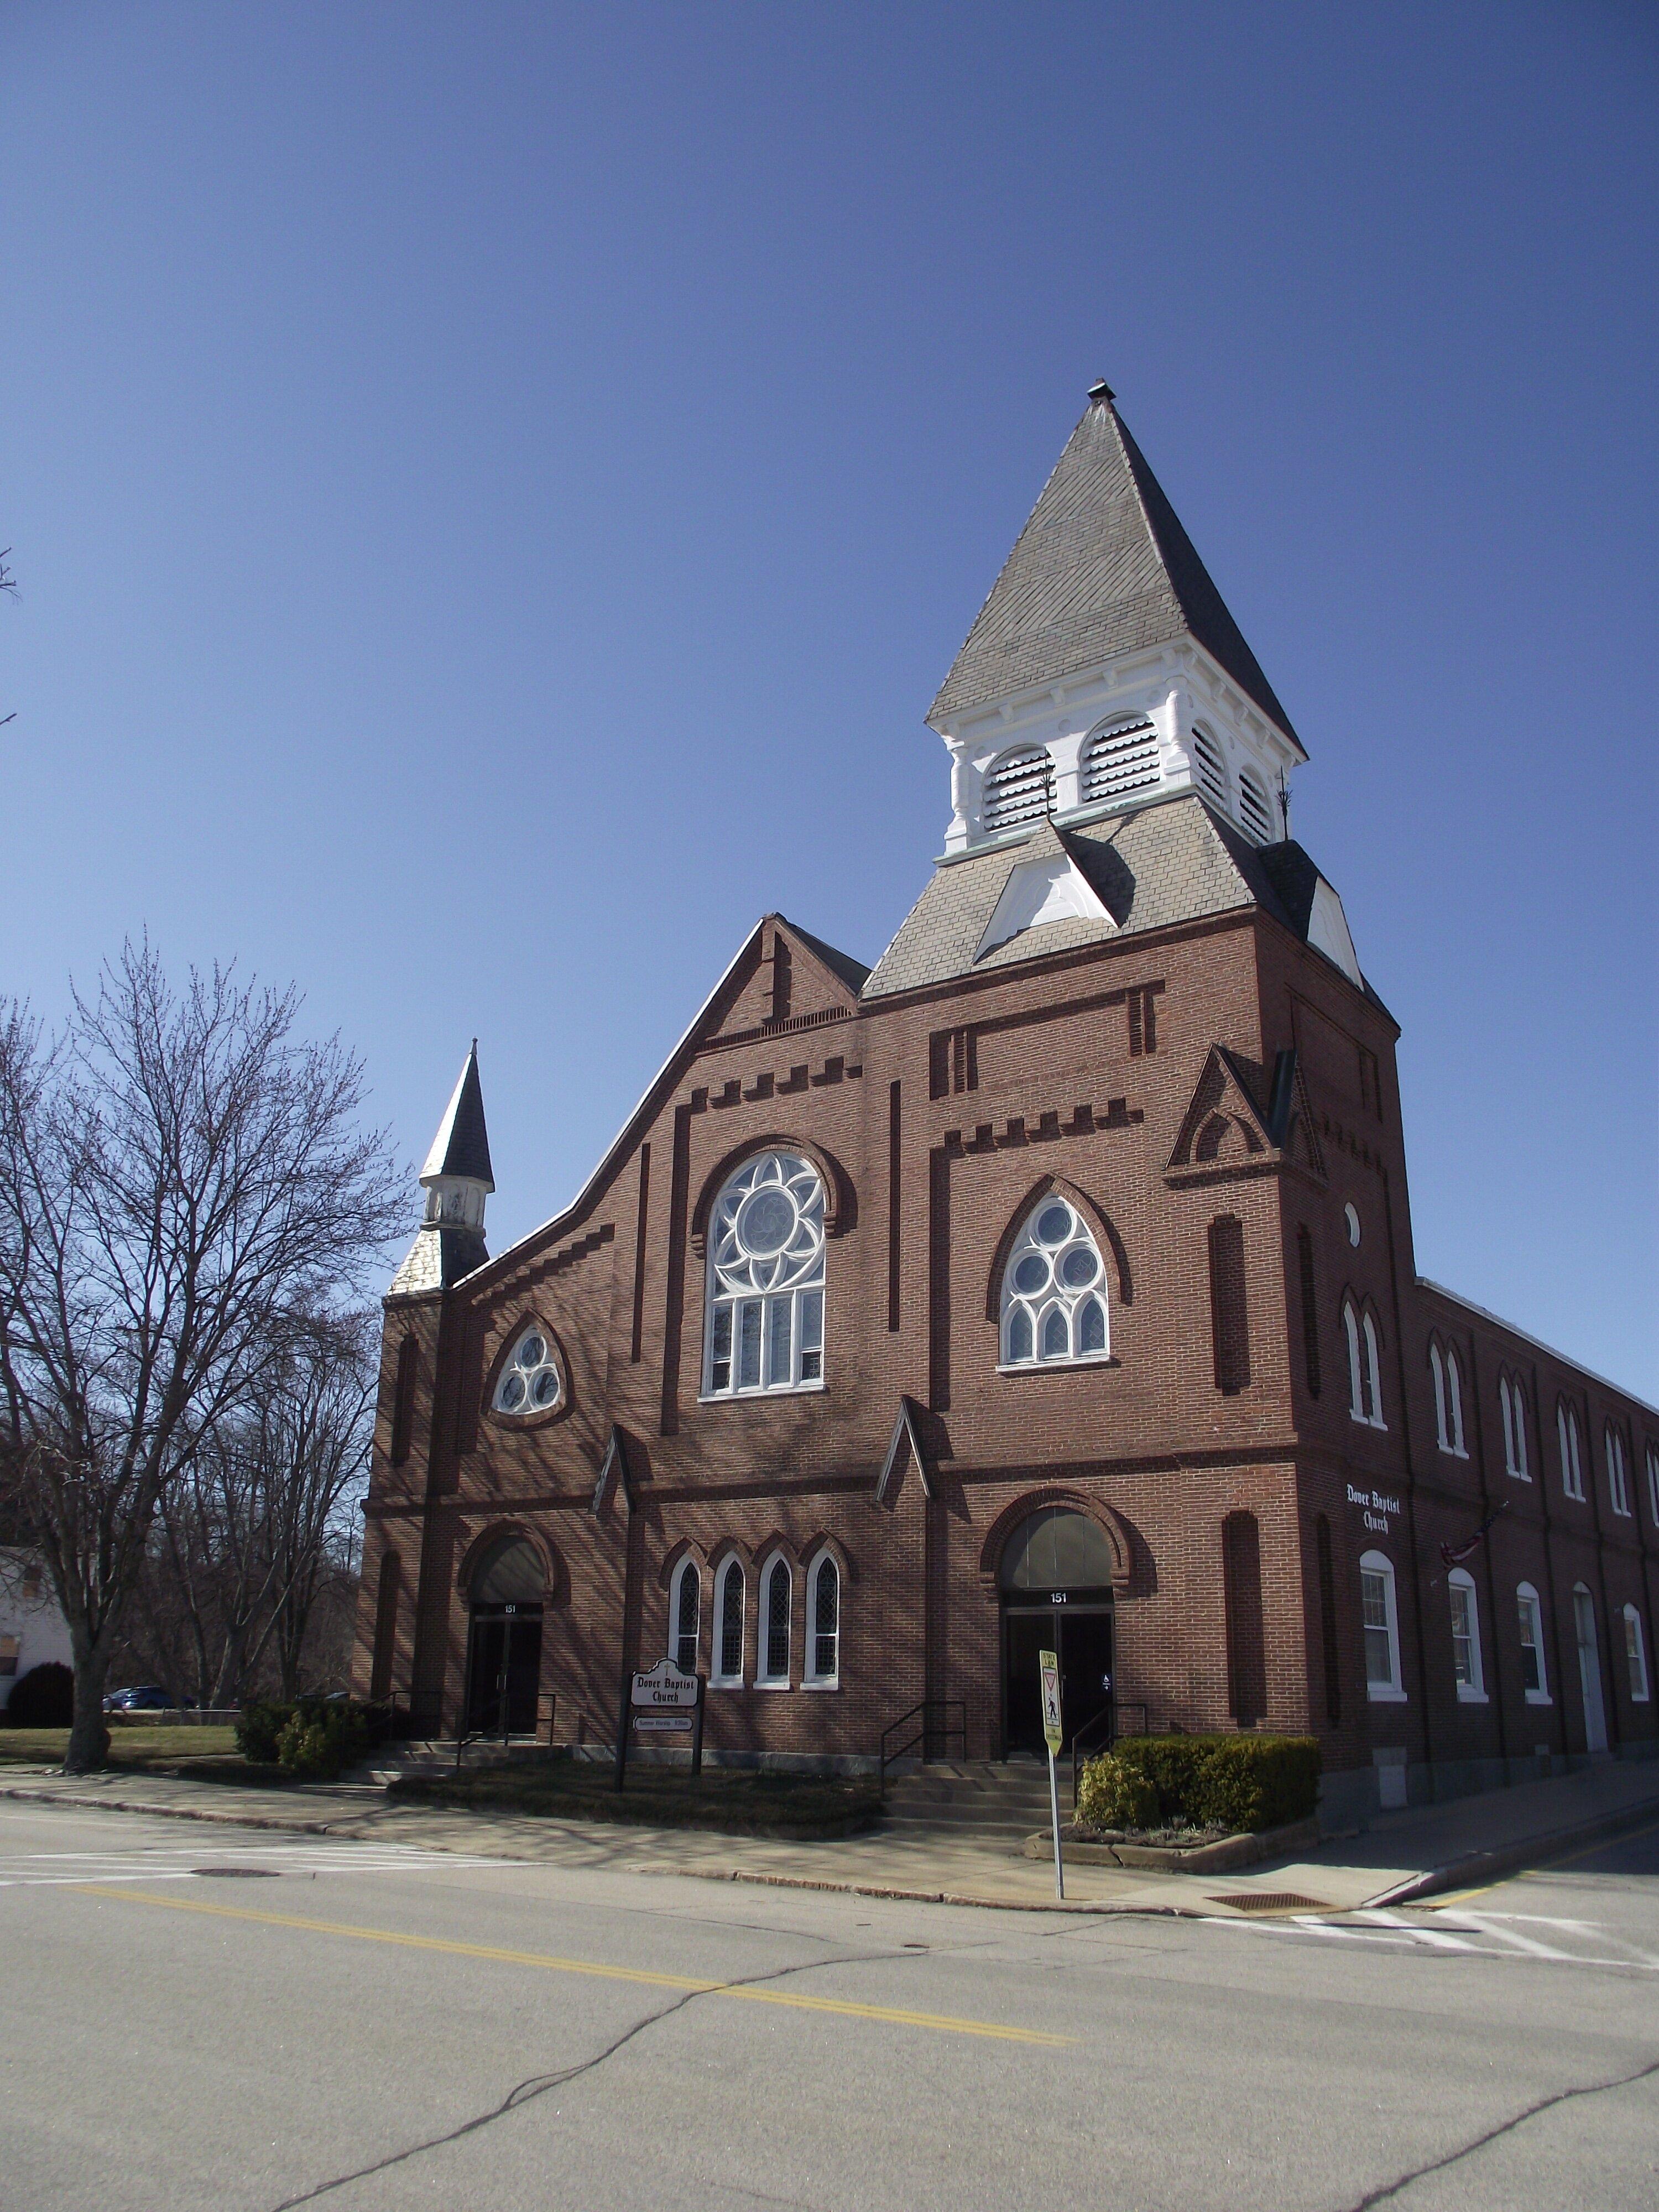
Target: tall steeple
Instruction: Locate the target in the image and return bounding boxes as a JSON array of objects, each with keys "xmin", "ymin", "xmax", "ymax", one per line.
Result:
[
  {"xmin": 930, "ymin": 383, "xmax": 1305, "ymax": 855},
  {"xmin": 389, "ymin": 1044, "xmax": 494, "ymax": 1295}
]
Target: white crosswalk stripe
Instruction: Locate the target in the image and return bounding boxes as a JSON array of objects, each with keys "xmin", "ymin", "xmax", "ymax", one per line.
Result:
[{"xmin": 1206, "ymin": 1907, "xmax": 1659, "ymax": 1973}]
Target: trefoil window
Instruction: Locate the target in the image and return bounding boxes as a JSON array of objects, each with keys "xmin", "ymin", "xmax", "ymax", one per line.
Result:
[
  {"xmin": 704, "ymin": 1153, "xmax": 826, "ymax": 1397},
  {"xmin": 493, "ymin": 1327, "xmax": 562, "ymax": 1416},
  {"xmin": 999, "ymin": 1197, "xmax": 1110, "ymax": 1369}
]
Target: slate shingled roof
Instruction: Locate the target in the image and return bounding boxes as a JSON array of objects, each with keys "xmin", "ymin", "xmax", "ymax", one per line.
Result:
[
  {"xmin": 862, "ymin": 794, "xmax": 1317, "ymax": 999},
  {"xmin": 928, "ymin": 386, "xmax": 1300, "ymax": 748},
  {"xmin": 420, "ymin": 1042, "xmax": 494, "ymax": 1190}
]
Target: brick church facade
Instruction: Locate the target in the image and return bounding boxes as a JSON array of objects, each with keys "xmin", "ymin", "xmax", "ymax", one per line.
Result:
[{"xmin": 354, "ymin": 383, "xmax": 1658, "ymax": 1814}]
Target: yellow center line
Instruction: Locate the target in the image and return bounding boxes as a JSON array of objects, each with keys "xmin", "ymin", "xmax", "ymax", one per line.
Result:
[{"xmin": 70, "ymin": 1886, "xmax": 1073, "ymax": 2047}]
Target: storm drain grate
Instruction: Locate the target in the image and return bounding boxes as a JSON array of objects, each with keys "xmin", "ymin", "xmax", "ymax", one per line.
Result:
[
  {"xmin": 191, "ymin": 1867, "xmax": 281, "ymax": 1879},
  {"xmin": 1208, "ymin": 1892, "xmax": 1330, "ymax": 1914}
]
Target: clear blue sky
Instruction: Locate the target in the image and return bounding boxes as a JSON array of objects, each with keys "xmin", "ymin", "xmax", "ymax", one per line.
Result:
[{"xmin": 3, "ymin": 3, "xmax": 1655, "ymax": 1399}]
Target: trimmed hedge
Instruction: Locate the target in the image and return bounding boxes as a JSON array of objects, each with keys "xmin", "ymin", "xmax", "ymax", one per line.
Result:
[
  {"xmin": 6, "ymin": 1662, "xmax": 75, "ymax": 1729},
  {"xmin": 1087, "ymin": 1733, "xmax": 1321, "ymax": 1834}
]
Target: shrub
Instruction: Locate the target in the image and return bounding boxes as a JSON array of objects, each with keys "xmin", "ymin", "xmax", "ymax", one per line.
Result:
[
  {"xmin": 1109, "ymin": 1734, "xmax": 1321, "ymax": 1833},
  {"xmin": 1075, "ymin": 1751, "xmax": 1159, "ymax": 1832},
  {"xmin": 236, "ymin": 1701, "xmax": 295, "ymax": 1764},
  {"xmin": 7, "ymin": 1662, "xmax": 75, "ymax": 1729},
  {"xmin": 273, "ymin": 1698, "xmax": 370, "ymax": 1781}
]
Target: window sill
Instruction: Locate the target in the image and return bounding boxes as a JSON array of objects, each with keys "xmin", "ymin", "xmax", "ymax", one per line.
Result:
[
  {"xmin": 755, "ymin": 1680, "xmax": 792, "ymax": 1692},
  {"xmin": 1366, "ymin": 1684, "xmax": 1408, "ymax": 1703},
  {"xmin": 1506, "ymin": 1470, "xmax": 1532, "ymax": 1483},
  {"xmin": 698, "ymin": 1382, "xmax": 827, "ymax": 1405},
  {"xmin": 1438, "ymin": 1446, "xmax": 1469, "ymax": 1460},
  {"xmin": 1455, "ymin": 1687, "xmax": 1489, "ymax": 1704},
  {"xmin": 997, "ymin": 1356, "xmax": 1119, "ymax": 1376},
  {"xmin": 1524, "ymin": 1691, "xmax": 1553, "ymax": 1706},
  {"xmin": 710, "ymin": 1678, "xmax": 745, "ymax": 1692},
  {"xmin": 800, "ymin": 1679, "xmax": 840, "ymax": 1693}
]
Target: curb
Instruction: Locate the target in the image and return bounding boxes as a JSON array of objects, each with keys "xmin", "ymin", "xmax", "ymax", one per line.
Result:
[
  {"xmin": 1360, "ymin": 1792, "xmax": 1659, "ymax": 1908},
  {"xmin": 2, "ymin": 1785, "xmax": 341, "ymax": 1838}
]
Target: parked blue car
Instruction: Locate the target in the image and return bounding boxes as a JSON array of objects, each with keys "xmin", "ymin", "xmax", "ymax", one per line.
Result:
[{"xmin": 102, "ymin": 1685, "xmax": 177, "ymax": 1712}]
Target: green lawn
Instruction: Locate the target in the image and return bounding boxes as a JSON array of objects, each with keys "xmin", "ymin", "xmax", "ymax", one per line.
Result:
[
  {"xmin": 0, "ymin": 1725, "xmax": 240, "ymax": 1767},
  {"xmin": 390, "ymin": 1759, "xmax": 882, "ymax": 1839}
]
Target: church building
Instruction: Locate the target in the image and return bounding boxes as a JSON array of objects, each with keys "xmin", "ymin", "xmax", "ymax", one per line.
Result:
[{"xmin": 354, "ymin": 383, "xmax": 1658, "ymax": 1818}]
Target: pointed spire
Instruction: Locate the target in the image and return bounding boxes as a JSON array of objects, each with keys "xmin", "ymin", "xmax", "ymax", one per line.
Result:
[
  {"xmin": 929, "ymin": 383, "xmax": 1298, "ymax": 747},
  {"xmin": 420, "ymin": 1041, "xmax": 494, "ymax": 1192}
]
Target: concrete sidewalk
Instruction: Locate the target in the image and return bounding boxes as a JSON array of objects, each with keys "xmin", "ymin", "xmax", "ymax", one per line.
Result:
[{"xmin": 3, "ymin": 1756, "xmax": 1656, "ymax": 1917}]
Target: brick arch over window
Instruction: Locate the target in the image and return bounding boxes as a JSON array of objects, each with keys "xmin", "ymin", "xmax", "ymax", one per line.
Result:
[
  {"xmin": 975, "ymin": 1489, "xmax": 1135, "ymax": 1595},
  {"xmin": 455, "ymin": 1521, "xmax": 566, "ymax": 1609},
  {"xmin": 982, "ymin": 1175, "xmax": 1133, "ymax": 1323},
  {"xmin": 796, "ymin": 1531, "xmax": 857, "ymax": 1585},
  {"xmin": 706, "ymin": 1536, "xmax": 754, "ymax": 1577},
  {"xmin": 656, "ymin": 1536, "xmax": 710, "ymax": 1592},
  {"xmin": 688, "ymin": 1135, "xmax": 855, "ymax": 1258}
]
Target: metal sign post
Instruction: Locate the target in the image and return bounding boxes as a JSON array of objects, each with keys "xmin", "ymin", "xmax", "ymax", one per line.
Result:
[{"xmin": 1039, "ymin": 1647, "xmax": 1065, "ymax": 1900}]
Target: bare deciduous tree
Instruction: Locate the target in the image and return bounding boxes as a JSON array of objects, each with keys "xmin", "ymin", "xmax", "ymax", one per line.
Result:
[{"xmin": 0, "ymin": 943, "xmax": 403, "ymax": 1770}]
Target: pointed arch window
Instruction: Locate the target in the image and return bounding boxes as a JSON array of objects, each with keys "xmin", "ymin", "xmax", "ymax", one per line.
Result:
[
  {"xmin": 758, "ymin": 1555, "xmax": 792, "ymax": 1686},
  {"xmin": 712, "ymin": 1557, "xmax": 746, "ymax": 1686},
  {"xmin": 703, "ymin": 1153, "xmax": 826, "ymax": 1397},
  {"xmin": 1081, "ymin": 718, "xmax": 1160, "ymax": 806},
  {"xmin": 1500, "ymin": 1374, "xmax": 1529, "ymax": 1480},
  {"xmin": 1344, "ymin": 1299, "xmax": 1385, "ymax": 1427},
  {"xmin": 1606, "ymin": 1424, "xmax": 1631, "ymax": 1517},
  {"xmin": 999, "ymin": 1197, "xmax": 1110, "ymax": 1369},
  {"xmin": 1190, "ymin": 726, "xmax": 1228, "ymax": 808},
  {"xmin": 1237, "ymin": 767, "xmax": 1274, "ymax": 843},
  {"xmin": 669, "ymin": 1557, "xmax": 701, "ymax": 1675},
  {"xmin": 982, "ymin": 745, "xmax": 1055, "ymax": 834},
  {"xmin": 1624, "ymin": 1606, "xmax": 1651, "ymax": 1703},
  {"xmin": 1431, "ymin": 1342, "xmax": 1467, "ymax": 1457},
  {"xmin": 1647, "ymin": 1443, "xmax": 1659, "ymax": 1528},
  {"xmin": 492, "ymin": 1326, "xmax": 562, "ymax": 1416},
  {"xmin": 1558, "ymin": 1401, "xmax": 1585, "ymax": 1501},
  {"xmin": 805, "ymin": 1552, "xmax": 840, "ymax": 1687}
]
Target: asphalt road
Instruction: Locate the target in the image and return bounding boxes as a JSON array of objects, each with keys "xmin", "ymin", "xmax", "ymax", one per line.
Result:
[{"xmin": 2, "ymin": 1801, "xmax": 1655, "ymax": 2211}]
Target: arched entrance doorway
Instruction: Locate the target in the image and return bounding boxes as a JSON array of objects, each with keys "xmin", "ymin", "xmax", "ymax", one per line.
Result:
[
  {"xmin": 1000, "ymin": 1507, "xmax": 1115, "ymax": 1755},
  {"xmin": 465, "ymin": 1536, "xmax": 545, "ymax": 1738}
]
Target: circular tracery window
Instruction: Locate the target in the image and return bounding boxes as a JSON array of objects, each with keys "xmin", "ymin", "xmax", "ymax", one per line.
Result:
[
  {"xmin": 706, "ymin": 1152, "xmax": 826, "ymax": 1394},
  {"xmin": 1000, "ymin": 1197, "xmax": 1109, "ymax": 1366},
  {"xmin": 493, "ymin": 1326, "xmax": 562, "ymax": 1416}
]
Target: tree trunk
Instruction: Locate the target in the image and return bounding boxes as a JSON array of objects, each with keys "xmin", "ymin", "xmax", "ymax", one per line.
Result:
[{"xmin": 64, "ymin": 1631, "xmax": 113, "ymax": 1773}]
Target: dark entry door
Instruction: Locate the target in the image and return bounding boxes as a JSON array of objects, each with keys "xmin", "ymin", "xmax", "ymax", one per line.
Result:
[
  {"xmin": 466, "ymin": 1605, "xmax": 543, "ymax": 1736},
  {"xmin": 1003, "ymin": 1601, "xmax": 1113, "ymax": 1753}
]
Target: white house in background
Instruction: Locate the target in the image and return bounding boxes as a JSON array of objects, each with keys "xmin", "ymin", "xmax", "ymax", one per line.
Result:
[{"xmin": 0, "ymin": 1550, "xmax": 73, "ymax": 1712}]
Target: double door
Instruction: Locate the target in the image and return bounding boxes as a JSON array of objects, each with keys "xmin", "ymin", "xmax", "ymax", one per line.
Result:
[
  {"xmin": 466, "ymin": 1603, "xmax": 543, "ymax": 1738},
  {"xmin": 1004, "ymin": 1599, "xmax": 1114, "ymax": 1754}
]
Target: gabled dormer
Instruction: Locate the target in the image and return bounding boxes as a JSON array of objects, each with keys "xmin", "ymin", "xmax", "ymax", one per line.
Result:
[{"xmin": 930, "ymin": 382, "xmax": 1305, "ymax": 856}]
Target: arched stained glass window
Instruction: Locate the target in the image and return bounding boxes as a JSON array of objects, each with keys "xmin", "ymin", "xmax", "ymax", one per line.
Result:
[
  {"xmin": 714, "ymin": 1559, "xmax": 745, "ymax": 1684},
  {"xmin": 759, "ymin": 1556, "xmax": 792, "ymax": 1684},
  {"xmin": 999, "ymin": 1197, "xmax": 1110, "ymax": 1369},
  {"xmin": 670, "ymin": 1558, "xmax": 700, "ymax": 1674},
  {"xmin": 998, "ymin": 1507, "xmax": 1116, "ymax": 1593},
  {"xmin": 807, "ymin": 1554, "xmax": 839, "ymax": 1684},
  {"xmin": 704, "ymin": 1154, "xmax": 826, "ymax": 1396}
]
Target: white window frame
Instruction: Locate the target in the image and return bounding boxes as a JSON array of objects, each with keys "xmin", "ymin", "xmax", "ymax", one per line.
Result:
[
  {"xmin": 1447, "ymin": 1568, "xmax": 1487, "ymax": 1702},
  {"xmin": 1558, "ymin": 1402, "xmax": 1585, "ymax": 1501},
  {"xmin": 998, "ymin": 1196, "xmax": 1112, "ymax": 1371},
  {"xmin": 1624, "ymin": 1605, "xmax": 1651, "ymax": 1703},
  {"xmin": 702, "ymin": 1152, "xmax": 827, "ymax": 1400},
  {"xmin": 667, "ymin": 1556, "xmax": 701, "ymax": 1676},
  {"xmin": 1606, "ymin": 1425, "xmax": 1631, "ymax": 1517},
  {"xmin": 1500, "ymin": 1375, "xmax": 1529, "ymax": 1480},
  {"xmin": 803, "ymin": 1549, "xmax": 841, "ymax": 1689},
  {"xmin": 1517, "ymin": 1582, "xmax": 1551, "ymax": 1704},
  {"xmin": 711, "ymin": 1556, "xmax": 745, "ymax": 1688},
  {"xmin": 757, "ymin": 1554, "xmax": 793, "ymax": 1688},
  {"xmin": 1647, "ymin": 1444, "xmax": 1659, "ymax": 1530},
  {"xmin": 1360, "ymin": 1550, "xmax": 1406, "ymax": 1701},
  {"xmin": 1344, "ymin": 1300, "xmax": 1365, "ymax": 1423},
  {"xmin": 1431, "ymin": 1344, "xmax": 1450, "ymax": 1452},
  {"xmin": 1361, "ymin": 1310, "xmax": 1386, "ymax": 1428},
  {"xmin": 492, "ymin": 1324, "xmax": 563, "ymax": 1417}
]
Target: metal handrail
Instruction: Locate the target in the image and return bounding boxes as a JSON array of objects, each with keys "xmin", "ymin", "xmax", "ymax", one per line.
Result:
[
  {"xmin": 1071, "ymin": 1700, "xmax": 1147, "ymax": 1806},
  {"xmin": 879, "ymin": 1699, "xmax": 967, "ymax": 1791}
]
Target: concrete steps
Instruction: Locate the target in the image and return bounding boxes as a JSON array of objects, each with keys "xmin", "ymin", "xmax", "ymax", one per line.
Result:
[{"xmin": 881, "ymin": 1760, "xmax": 1066, "ymax": 1846}]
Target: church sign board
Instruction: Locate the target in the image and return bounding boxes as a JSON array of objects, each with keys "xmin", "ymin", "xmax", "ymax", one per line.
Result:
[{"xmin": 616, "ymin": 1661, "xmax": 705, "ymax": 1788}]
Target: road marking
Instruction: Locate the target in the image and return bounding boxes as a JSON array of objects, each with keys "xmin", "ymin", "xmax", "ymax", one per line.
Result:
[
  {"xmin": 70, "ymin": 1886, "xmax": 1074, "ymax": 2046},
  {"xmin": 1439, "ymin": 1911, "xmax": 1580, "ymax": 1960},
  {"xmin": 1354, "ymin": 1909, "xmax": 1478, "ymax": 1950},
  {"xmin": 1428, "ymin": 1814, "xmax": 1659, "ymax": 1907},
  {"xmin": 0, "ymin": 1843, "xmax": 509, "ymax": 1887}
]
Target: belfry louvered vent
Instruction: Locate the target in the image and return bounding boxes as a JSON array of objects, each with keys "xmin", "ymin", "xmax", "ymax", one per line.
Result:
[
  {"xmin": 982, "ymin": 745, "xmax": 1055, "ymax": 834},
  {"xmin": 1081, "ymin": 720, "xmax": 1160, "ymax": 806},
  {"xmin": 1238, "ymin": 769, "xmax": 1275, "ymax": 844},
  {"xmin": 1191, "ymin": 728, "xmax": 1228, "ymax": 807}
]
